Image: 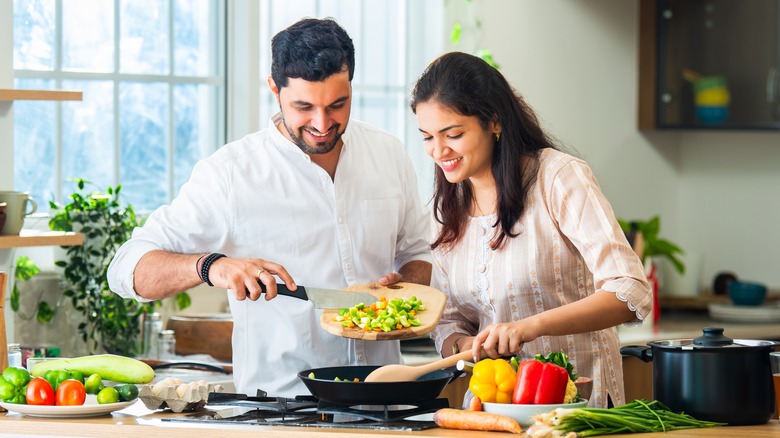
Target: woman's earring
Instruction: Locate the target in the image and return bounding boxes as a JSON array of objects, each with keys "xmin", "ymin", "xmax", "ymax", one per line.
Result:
[{"xmin": 495, "ymin": 132, "xmax": 501, "ymax": 142}]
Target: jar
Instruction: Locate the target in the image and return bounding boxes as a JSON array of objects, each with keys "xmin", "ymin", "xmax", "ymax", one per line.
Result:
[
  {"xmin": 143, "ymin": 312, "xmax": 162, "ymax": 359},
  {"xmin": 7, "ymin": 343, "xmax": 22, "ymax": 368},
  {"xmin": 159, "ymin": 329, "xmax": 176, "ymax": 360}
]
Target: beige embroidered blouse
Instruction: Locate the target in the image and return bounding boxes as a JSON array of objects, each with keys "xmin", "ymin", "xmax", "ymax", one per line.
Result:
[{"xmin": 430, "ymin": 148, "xmax": 652, "ymax": 408}]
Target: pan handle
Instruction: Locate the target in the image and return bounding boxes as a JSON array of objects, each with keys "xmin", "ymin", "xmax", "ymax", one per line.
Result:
[
  {"xmin": 152, "ymin": 361, "xmax": 231, "ymax": 374},
  {"xmin": 619, "ymin": 345, "xmax": 654, "ymax": 362}
]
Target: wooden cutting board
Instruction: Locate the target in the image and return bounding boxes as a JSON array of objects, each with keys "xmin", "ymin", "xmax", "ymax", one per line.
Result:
[{"xmin": 319, "ymin": 282, "xmax": 446, "ymax": 340}]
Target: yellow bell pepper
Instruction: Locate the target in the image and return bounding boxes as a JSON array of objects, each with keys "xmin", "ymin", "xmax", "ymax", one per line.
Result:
[{"xmin": 468, "ymin": 358, "xmax": 517, "ymax": 404}]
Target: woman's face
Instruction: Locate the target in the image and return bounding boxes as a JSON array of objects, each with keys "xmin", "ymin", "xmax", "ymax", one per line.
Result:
[{"xmin": 416, "ymin": 101, "xmax": 498, "ymax": 184}]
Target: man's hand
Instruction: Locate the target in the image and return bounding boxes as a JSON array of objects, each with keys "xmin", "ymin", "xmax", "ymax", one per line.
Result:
[
  {"xmin": 208, "ymin": 257, "xmax": 296, "ymax": 301},
  {"xmin": 377, "ymin": 260, "xmax": 432, "ymax": 286}
]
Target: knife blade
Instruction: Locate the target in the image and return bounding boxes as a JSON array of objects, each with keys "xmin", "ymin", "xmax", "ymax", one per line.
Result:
[{"xmin": 256, "ymin": 282, "xmax": 377, "ymax": 309}]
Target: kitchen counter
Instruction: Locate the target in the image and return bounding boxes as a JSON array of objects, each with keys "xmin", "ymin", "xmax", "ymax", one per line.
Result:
[
  {"xmin": 1, "ymin": 401, "xmax": 779, "ymax": 437},
  {"xmin": 618, "ymin": 311, "xmax": 780, "ymax": 346}
]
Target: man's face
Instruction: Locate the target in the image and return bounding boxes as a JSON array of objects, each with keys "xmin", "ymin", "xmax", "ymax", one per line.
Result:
[{"xmin": 270, "ymin": 70, "xmax": 352, "ymax": 155}]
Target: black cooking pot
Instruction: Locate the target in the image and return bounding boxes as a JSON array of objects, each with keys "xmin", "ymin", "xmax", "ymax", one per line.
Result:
[
  {"xmin": 298, "ymin": 365, "xmax": 455, "ymax": 405},
  {"xmin": 621, "ymin": 327, "xmax": 779, "ymax": 425}
]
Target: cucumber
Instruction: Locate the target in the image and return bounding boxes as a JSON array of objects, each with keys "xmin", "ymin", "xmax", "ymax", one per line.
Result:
[{"xmin": 30, "ymin": 354, "xmax": 155, "ymax": 384}]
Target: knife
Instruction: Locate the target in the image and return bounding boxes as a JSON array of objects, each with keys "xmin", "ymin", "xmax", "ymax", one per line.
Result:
[{"xmin": 255, "ymin": 282, "xmax": 378, "ymax": 309}]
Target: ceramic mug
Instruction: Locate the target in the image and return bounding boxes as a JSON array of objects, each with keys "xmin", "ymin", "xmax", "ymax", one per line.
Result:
[{"xmin": 0, "ymin": 191, "xmax": 38, "ymax": 235}]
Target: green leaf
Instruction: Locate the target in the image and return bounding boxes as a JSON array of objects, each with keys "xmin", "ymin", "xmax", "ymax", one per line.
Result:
[
  {"xmin": 15, "ymin": 256, "xmax": 41, "ymax": 280},
  {"xmin": 450, "ymin": 22, "xmax": 462, "ymax": 44},
  {"xmin": 11, "ymin": 284, "xmax": 20, "ymax": 312},
  {"xmin": 477, "ymin": 49, "xmax": 500, "ymax": 69},
  {"xmin": 176, "ymin": 292, "xmax": 192, "ymax": 310},
  {"xmin": 37, "ymin": 301, "xmax": 56, "ymax": 324}
]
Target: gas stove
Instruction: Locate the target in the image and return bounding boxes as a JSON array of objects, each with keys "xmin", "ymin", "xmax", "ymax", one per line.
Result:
[{"xmin": 163, "ymin": 390, "xmax": 449, "ymax": 431}]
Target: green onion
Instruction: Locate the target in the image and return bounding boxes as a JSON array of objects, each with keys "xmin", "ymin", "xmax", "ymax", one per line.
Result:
[{"xmin": 526, "ymin": 399, "xmax": 726, "ymax": 437}]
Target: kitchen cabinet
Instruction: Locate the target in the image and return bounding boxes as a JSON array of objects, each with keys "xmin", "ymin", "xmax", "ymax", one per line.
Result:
[{"xmin": 638, "ymin": 0, "xmax": 780, "ymax": 130}]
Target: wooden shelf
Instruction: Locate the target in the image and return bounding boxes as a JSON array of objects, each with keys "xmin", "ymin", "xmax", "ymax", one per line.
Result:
[
  {"xmin": 0, "ymin": 231, "xmax": 84, "ymax": 248},
  {"xmin": 0, "ymin": 89, "xmax": 83, "ymax": 101}
]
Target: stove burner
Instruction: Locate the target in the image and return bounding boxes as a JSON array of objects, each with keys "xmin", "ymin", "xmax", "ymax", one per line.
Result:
[
  {"xmin": 163, "ymin": 391, "xmax": 449, "ymax": 431},
  {"xmin": 317, "ymin": 398, "xmax": 448, "ymax": 422}
]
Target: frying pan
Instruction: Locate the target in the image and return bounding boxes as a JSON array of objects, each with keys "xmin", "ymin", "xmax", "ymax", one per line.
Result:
[{"xmin": 298, "ymin": 365, "xmax": 455, "ymax": 405}]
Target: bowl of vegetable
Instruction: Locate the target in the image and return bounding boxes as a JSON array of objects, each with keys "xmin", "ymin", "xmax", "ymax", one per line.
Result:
[{"xmin": 482, "ymin": 399, "xmax": 588, "ymax": 427}]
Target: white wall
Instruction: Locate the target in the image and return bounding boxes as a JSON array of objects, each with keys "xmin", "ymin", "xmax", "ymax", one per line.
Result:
[{"xmin": 471, "ymin": 0, "xmax": 780, "ymax": 291}]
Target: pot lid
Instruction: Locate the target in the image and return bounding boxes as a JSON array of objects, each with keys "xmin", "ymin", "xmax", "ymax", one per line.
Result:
[{"xmin": 648, "ymin": 327, "xmax": 780, "ymax": 350}]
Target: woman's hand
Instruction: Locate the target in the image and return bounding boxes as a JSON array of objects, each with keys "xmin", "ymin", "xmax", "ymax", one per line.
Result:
[{"xmin": 471, "ymin": 321, "xmax": 538, "ymax": 360}]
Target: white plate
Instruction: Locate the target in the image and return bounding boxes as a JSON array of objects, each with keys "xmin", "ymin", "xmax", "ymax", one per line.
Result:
[
  {"xmin": 0, "ymin": 399, "xmax": 135, "ymax": 418},
  {"xmin": 708, "ymin": 302, "xmax": 780, "ymax": 323}
]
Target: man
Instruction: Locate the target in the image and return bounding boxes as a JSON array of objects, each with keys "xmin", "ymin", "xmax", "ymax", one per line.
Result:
[{"xmin": 107, "ymin": 18, "xmax": 432, "ymax": 397}]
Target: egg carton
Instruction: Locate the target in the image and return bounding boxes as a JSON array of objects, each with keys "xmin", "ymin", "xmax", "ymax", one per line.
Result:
[{"xmin": 138, "ymin": 381, "xmax": 224, "ymax": 413}]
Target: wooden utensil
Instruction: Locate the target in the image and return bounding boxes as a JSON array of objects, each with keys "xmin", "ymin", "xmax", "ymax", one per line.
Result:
[
  {"xmin": 319, "ymin": 282, "xmax": 446, "ymax": 341},
  {"xmin": 364, "ymin": 350, "xmax": 474, "ymax": 382}
]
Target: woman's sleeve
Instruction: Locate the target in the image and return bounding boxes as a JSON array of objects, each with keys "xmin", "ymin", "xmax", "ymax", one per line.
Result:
[
  {"xmin": 429, "ymin": 220, "xmax": 479, "ymax": 353},
  {"xmin": 547, "ymin": 159, "xmax": 653, "ymax": 323}
]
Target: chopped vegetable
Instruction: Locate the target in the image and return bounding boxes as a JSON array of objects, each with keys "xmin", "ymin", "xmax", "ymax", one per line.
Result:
[
  {"xmin": 526, "ymin": 399, "xmax": 726, "ymax": 437},
  {"xmin": 433, "ymin": 408, "xmax": 523, "ymax": 434},
  {"xmin": 334, "ymin": 296, "xmax": 425, "ymax": 332},
  {"xmin": 513, "ymin": 360, "xmax": 569, "ymax": 405},
  {"xmin": 468, "ymin": 358, "xmax": 517, "ymax": 404}
]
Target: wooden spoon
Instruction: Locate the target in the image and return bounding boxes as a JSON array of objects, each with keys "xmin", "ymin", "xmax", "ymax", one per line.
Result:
[{"xmin": 364, "ymin": 350, "xmax": 475, "ymax": 382}]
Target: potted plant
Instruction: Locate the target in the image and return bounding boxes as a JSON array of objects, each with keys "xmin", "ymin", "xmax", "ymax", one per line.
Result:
[
  {"xmin": 618, "ymin": 216, "xmax": 685, "ymax": 275},
  {"xmin": 618, "ymin": 216, "xmax": 686, "ymax": 323},
  {"xmin": 16, "ymin": 178, "xmax": 190, "ymax": 357}
]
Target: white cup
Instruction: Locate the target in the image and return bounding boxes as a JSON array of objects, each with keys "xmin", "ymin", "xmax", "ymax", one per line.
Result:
[{"xmin": 0, "ymin": 191, "xmax": 38, "ymax": 235}]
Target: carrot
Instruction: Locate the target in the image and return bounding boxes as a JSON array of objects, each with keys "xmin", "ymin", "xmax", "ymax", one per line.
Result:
[
  {"xmin": 467, "ymin": 396, "xmax": 483, "ymax": 411},
  {"xmin": 433, "ymin": 408, "xmax": 522, "ymax": 434}
]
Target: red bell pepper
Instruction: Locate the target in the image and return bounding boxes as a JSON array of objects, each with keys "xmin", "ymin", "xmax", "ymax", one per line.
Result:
[{"xmin": 512, "ymin": 360, "xmax": 569, "ymax": 404}]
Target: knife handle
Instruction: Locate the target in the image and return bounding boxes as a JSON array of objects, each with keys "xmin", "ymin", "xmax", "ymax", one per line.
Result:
[{"xmin": 253, "ymin": 281, "xmax": 309, "ymax": 301}]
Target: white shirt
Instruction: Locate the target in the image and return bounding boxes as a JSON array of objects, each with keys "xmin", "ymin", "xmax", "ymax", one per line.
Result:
[
  {"xmin": 430, "ymin": 149, "xmax": 651, "ymax": 408},
  {"xmin": 108, "ymin": 114, "xmax": 432, "ymax": 397}
]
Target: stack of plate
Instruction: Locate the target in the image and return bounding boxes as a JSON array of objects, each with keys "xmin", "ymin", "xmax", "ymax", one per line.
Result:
[{"xmin": 708, "ymin": 301, "xmax": 780, "ymax": 323}]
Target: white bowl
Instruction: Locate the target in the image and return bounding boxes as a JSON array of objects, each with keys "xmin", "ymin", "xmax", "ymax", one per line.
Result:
[{"xmin": 482, "ymin": 399, "xmax": 588, "ymax": 427}]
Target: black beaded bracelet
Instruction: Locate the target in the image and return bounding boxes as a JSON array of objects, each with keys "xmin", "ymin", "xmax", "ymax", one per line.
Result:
[{"xmin": 199, "ymin": 253, "xmax": 226, "ymax": 287}]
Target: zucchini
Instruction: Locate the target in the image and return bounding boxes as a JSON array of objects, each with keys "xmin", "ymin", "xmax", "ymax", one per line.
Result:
[{"xmin": 30, "ymin": 354, "xmax": 155, "ymax": 384}]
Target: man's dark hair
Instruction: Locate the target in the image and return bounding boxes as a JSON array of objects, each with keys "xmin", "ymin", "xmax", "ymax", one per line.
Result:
[{"xmin": 271, "ymin": 18, "xmax": 355, "ymax": 89}]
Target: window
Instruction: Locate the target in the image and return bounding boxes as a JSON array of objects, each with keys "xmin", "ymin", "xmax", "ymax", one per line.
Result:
[
  {"xmin": 13, "ymin": 0, "xmax": 226, "ymax": 212},
  {"xmin": 13, "ymin": 0, "xmax": 442, "ymax": 213}
]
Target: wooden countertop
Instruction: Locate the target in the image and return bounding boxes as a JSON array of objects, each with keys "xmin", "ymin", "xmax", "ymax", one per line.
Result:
[{"xmin": 1, "ymin": 401, "xmax": 779, "ymax": 437}]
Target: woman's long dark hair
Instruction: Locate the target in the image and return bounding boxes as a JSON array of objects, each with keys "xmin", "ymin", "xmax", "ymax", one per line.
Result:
[{"xmin": 411, "ymin": 52, "xmax": 557, "ymax": 250}]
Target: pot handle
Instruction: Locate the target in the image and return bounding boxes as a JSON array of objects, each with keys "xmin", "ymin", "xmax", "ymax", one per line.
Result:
[{"xmin": 619, "ymin": 345, "xmax": 654, "ymax": 362}]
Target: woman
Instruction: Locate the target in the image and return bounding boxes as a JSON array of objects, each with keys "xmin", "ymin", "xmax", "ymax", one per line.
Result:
[{"xmin": 411, "ymin": 52, "xmax": 651, "ymax": 408}]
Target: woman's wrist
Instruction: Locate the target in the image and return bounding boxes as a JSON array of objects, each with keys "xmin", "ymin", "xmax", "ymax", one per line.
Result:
[{"xmin": 451, "ymin": 334, "xmax": 471, "ymax": 355}]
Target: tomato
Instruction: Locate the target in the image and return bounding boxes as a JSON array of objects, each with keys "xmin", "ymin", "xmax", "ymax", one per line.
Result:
[
  {"xmin": 25, "ymin": 377, "xmax": 55, "ymax": 406},
  {"xmin": 55, "ymin": 379, "xmax": 86, "ymax": 406}
]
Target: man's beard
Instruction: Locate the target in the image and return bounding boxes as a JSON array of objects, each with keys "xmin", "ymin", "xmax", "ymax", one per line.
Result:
[{"xmin": 281, "ymin": 117, "xmax": 343, "ymax": 155}]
